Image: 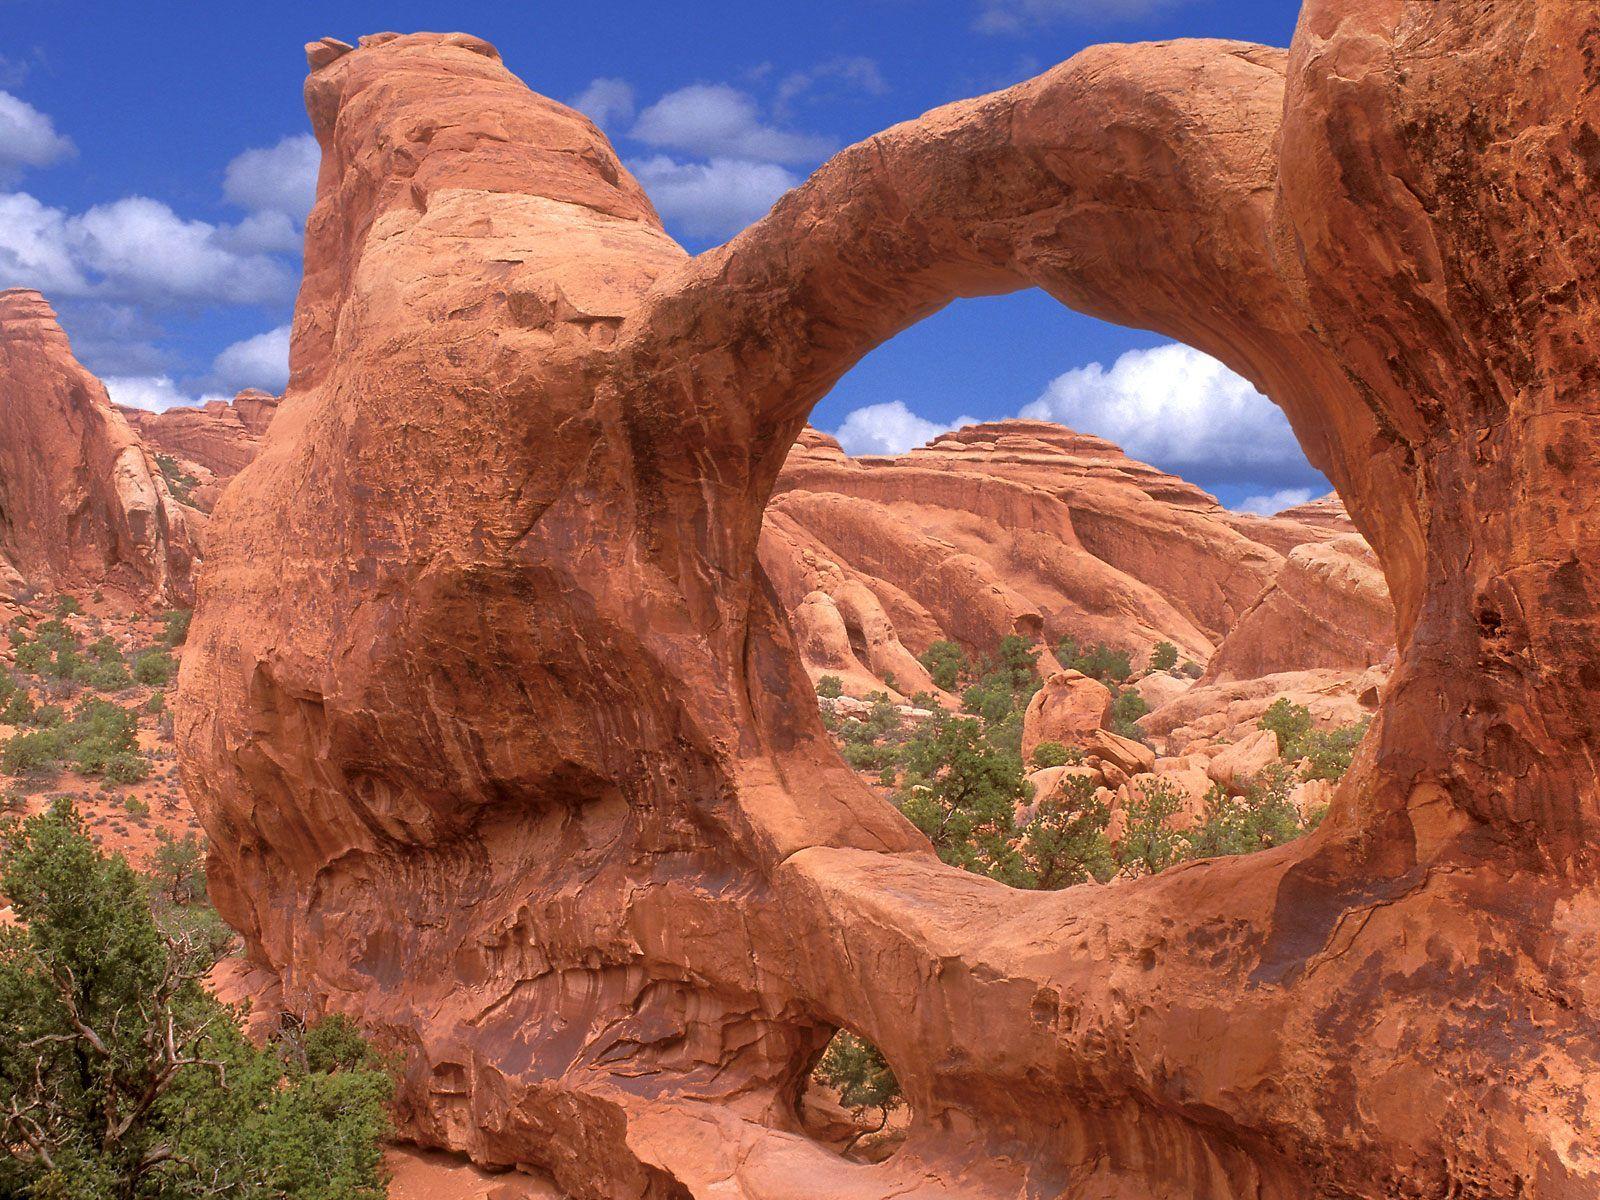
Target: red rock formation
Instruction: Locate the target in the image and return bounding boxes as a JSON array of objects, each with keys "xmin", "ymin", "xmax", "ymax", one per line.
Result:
[
  {"xmin": 1020, "ymin": 670, "xmax": 1112, "ymax": 763},
  {"xmin": 0, "ymin": 289, "xmax": 194, "ymax": 603},
  {"xmin": 1202, "ymin": 533, "xmax": 1394, "ymax": 682},
  {"xmin": 767, "ymin": 420, "xmax": 1315, "ymax": 670},
  {"xmin": 120, "ymin": 389, "xmax": 280, "ymax": 486},
  {"xmin": 178, "ymin": 13, "xmax": 1600, "ymax": 1199}
]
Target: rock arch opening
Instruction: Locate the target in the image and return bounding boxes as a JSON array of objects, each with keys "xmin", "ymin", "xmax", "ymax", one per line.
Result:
[{"xmin": 179, "ymin": 15, "xmax": 1600, "ymax": 1200}]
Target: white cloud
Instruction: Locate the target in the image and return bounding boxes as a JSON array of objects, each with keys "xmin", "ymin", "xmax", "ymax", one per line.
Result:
[
  {"xmin": 632, "ymin": 84, "xmax": 834, "ymax": 164},
  {"xmin": 0, "ymin": 90, "xmax": 73, "ymax": 183},
  {"xmin": 832, "ymin": 400, "xmax": 979, "ymax": 456},
  {"xmin": 1019, "ymin": 343, "xmax": 1316, "ymax": 488},
  {"xmin": 1233, "ymin": 487, "xmax": 1316, "ymax": 516},
  {"xmin": 628, "ymin": 155, "xmax": 798, "ymax": 240},
  {"xmin": 0, "ymin": 191, "xmax": 87, "ymax": 293},
  {"xmin": 103, "ymin": 374, "xmax": 229, "ymax": 412},
  {"xmin": 0, "ymin": 191, "xmax": 296, "ymax": 306},
  {"xmin": 773, "ymin": 57, "xmax": 888, "ymax": 119},
  {"xmin": 974, "ymin": 0, "xmax": 1179, "ymax": 32},
  {"xmin": 211, "ymin": 325, "xmax": 289, "ymax": 392},
  {"xmin": 570, "ymin": 78, "xmax": 635, "ymax": 131},
  {"xmin": 222, "ymin": 133, "xmax": 319, "ymax": 221}
]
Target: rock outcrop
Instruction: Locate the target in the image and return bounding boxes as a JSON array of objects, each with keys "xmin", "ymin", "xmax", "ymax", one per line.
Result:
[
  {"xmin": 120, "ymin": 389, "xmax": 280, "ymax": 484},
  {"xmin": 120, "ymin": 389, "xmax": 281, "ymax": 513},
  {"xmin": 765, "ymin": 422, "xmax": 1334, "ymax": 675},
  {"xmin": 0, "ymin": 289, "xmax": 194, "ymax": 603},
  {"xmin": 179, "ymin": 14, "xmax": 1600, "ymax": 1200},
  {"xmin": 1202, "ymin": 532, "xmax": 1394, "ymax": 682}
]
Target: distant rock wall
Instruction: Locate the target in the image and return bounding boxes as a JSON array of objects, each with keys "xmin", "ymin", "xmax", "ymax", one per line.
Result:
[{"xmin": 0, "ymin": 289, "xmax": 194, "ymax": 604}]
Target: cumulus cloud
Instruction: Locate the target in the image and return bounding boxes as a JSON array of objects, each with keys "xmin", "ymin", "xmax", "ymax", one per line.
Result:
[
  {"xmin": 832, "ymin": 400, "xmax": 979, "ymax": 456},
  {"xmin": 222, "ymin": 133, "xmax": 319, "ymax": 222},
  {"xmin": 210, "ymin": 324, "xmax": 289, "ymax": 392},
  {"xmin": 632, "ymin": 84, "xmax": 834, "ymax": 164},
  {"xmin": 628, "ymin": 155, "xmax": 798, "ymax": 239},
  {"xmin": 1232, "ymin": 487, "xmax": 1317, "ymax": 516},
  {"xmin": 974, "ymin": 0, "xmax": 1178, "ymax": 33},
  {"xmin": 0, "ymin": 191, "xmax": 296, "ymax": 305},
  {"xmin": 1019, "ymin": 342, "xmax": 1318, "ymax": 489},
  {"xmin": 103, "ymin": 374, "xmax": 229, "ymax": 412},
  {"xmin": 0, "ymin": 90, "xmax": 74, "ymax": 183},
  {"xmin": 570, "ymin": 78, "xmax": 636, "ymax": 131}
]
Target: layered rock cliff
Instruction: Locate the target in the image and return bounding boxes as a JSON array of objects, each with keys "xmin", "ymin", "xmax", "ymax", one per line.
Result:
[
  {"xmin": 120, "ymin": 389, "xmax": 280, "ymax": 486},
  {"xmin": 0, "ymin": 289, "xmax": 194, "ymax": 604},
  {"xmin": 764, "ymin": 421, "xmax": 1389, "ymax": 698},
  {"xmin": 178, "ymin": 12, "xmax": 1600, "ymax": 1200}
]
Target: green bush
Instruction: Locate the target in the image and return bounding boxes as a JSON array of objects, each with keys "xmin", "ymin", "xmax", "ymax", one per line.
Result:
[
  {"xmin": 162, "ymin": 608, "xmax": 193, "ymax": 647},
  {"xmin": 1182, "ymin": 770, "xmax": 1305, "ymax": 859},
  {"xmin": 1150, "ymin": 641, "xmax": 1178, "ymax": 672},
  {"xmin": 0, "ymin": 800, "xmax": 394, "ymax": 1199},
  {"xmin": 1259, "ymin": 698, "xmax": 1314, "ymax": 757},
  {"xmin": 151, "ymin": 829, "xmax": 207, "ymax": 905},
  {"xmin": 1115, "ymin": 778, "xmax": 1186, "ymax": 878},
  {"xmin": 131, "ymin": 648, "xmax": 177, "ymax": 686},
  {"xmin": 1056, "ymin": 636, "xmax": 1133, "ymax": 683},
  {"xmin": 1, "ymin": 688, "xmax": 35, "ymax": 726},
  {"xmin": 813, "ymin": 1028, "xmax": 902, "ymax": 1153},
  {"xmin": 1015, "ymin": 777, "xmax": 1114, "ymax": 888},
  {"xmin": 917, "ymin": 640, "xmax": 967, "ymax": 691},
  {"xmin": 1, "ymin": 730, "xmax": 64, "ymax": 776},
  {"xmin": 53, "ymin": 594, "xmax": 81, "ymax": 617},
  {"xmin": 1029, "ymin": 740, "xmax": 1080, "ymax": 769},
  {"xmin": 1108, "ymin": 687, "xmax": 1150, "ymax": 740},
  {"xmin": 815, "ymin": 674, "xmax": 843, "ymax": 699},
  {"xmin": 1259, "ymin": 699, "xmax": 1368, "ymax": 782}
]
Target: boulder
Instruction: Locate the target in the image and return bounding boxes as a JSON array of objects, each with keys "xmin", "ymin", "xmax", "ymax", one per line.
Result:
[
  {"xmin": 1021, "ymin": 670, "xmax": 1113, "ymax": 764},
  {"xmin": 1206, "ymin": 729, "xmax": 1282, "ymax": 793}
]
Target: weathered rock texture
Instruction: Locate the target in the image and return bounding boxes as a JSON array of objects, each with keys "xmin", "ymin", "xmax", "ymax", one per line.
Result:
[
  {"xmin": 120, "ymin": 389, "xmax": 280, "ymax": 496},
  {"xmin": 1202, "ymin": 533, "xmax": 1394, "ymax": 682},
  {"xmin": 0, "ymin": 289, "xmax": 194, "ymax": 603},
  {"xmin": 764, "ymin": 421, "xmax": 1351, "ymax": 682},
  {"xmin": 179, "ymin": 13, "xmax": 1600, "ymax": 1199}
]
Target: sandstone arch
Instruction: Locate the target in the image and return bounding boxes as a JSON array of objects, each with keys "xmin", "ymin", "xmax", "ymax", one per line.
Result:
[{"xmin": 178, "ymin": 7, "xmax": 1600, "ymax": 1198}]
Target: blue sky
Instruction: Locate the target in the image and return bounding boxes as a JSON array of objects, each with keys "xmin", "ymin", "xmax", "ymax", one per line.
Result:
[{"xmin": 0, "ymin": 0, "xmax": 1323, "ymax": 510}]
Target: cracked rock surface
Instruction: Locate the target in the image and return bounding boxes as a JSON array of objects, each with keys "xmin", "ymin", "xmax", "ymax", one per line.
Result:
[{"xmin": 178, "ymin": 8, "xmax": 1600, "ymax": 1197}]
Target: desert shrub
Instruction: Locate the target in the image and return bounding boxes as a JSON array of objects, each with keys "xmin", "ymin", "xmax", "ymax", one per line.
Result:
[
  {"xmin": 154, "ymin": 451, "xmax": 199, "ymax": 504},
  {"xmin": 107, "ymin": 753, "xmax": 150, "ymax": 785},
  {"xmin": 1015, "ymin": 776, "xmax": 1114, "ymax": 889},
  {"xmin": 131, "ymin": 648, "xmax": 177, "ymax": 686},
  {"xmin": 2, "ymin": 687, "xmax": 35, "ymax": 726},
  {"xmin": 0, "ymin": 800, "xmax": 393, "ymax": 1199},
  {"xmin": 1108, "ymin": 688, "xmax": 1149, "ymax": 740},
  {"xmin": 1057, "ymin": 636, "xmax": 1133, "ymax": 683},
  {"xmin": 53, "ymin": 594, "xmax": 81, "ymax": 617},
  {"xmin": 1298, "ymin": 720, "xmax": 1369, "ymax": 782},
  {"xmin": 1029, "ymin": 740, "xmax": 1080, "ymax": 769},
  {"xmin": 896, "ymin": 711, "xmax": 1026, "ymax": 878},
  {"xmin": 813, "ymin": 1029, "xmax": 902, "ymax": 1151},
  {"xmin": 1259, "ymin": 699, "xmax": 1367, "ymax": 782},
  {"xmin": 1150, "ymin": 641, "xmax": 1178, "ymax": 672},
  {"xmin": 1259, "ymin": 698, "xmax": 1315, "ymax": 758},
  {"xmin": 816, "ymin": 674, "xmax": 843, "ymax": 699},
  {"xmin": 1180, "ymin": 659, "xmax": 1204, "ymax": 679},
  {"xmin": 124, "ymin": 796, "xmax": 151, "ymax": 819},
  {"xmin": 162, "ymin": 608, "xmax": 193, "ymax": 646},
  {"xmin": 143, "ymin": 692, "xmax": 165, "ymax": 715},
  {"xmin": 150, "ymin": 829, "xmax": 208, "ymax": 905},
  {"xmin": 1182, "ymin": 770, "xmax": 1305, "ymax": 859},
  {"xmin": 2, "ymin": 730, "xmax": 64, "ymax": 776},
  {"xmin": 918, "ymin": 640, "xmax": 967, "ymax": 691},
  {"xmin": 1115, "ymin": 778, "xmax": 1186, "ymax": 878}
]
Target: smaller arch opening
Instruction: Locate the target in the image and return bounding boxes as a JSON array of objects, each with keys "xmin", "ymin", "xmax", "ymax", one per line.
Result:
[{"xmin": 797, "ymin": 1027, "xmax": 910, "ymax": 1163}]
